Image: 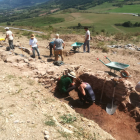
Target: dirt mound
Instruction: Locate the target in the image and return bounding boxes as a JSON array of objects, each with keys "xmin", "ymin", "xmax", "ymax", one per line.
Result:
[{"xmin": 60, "ymin": 35, "xmax": 84, "ymax": 42}]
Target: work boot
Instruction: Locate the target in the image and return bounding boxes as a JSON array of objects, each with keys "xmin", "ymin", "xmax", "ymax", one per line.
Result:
[{"xmin": 38, "ymin": 57, "xmax": 41, "ymax": 59}]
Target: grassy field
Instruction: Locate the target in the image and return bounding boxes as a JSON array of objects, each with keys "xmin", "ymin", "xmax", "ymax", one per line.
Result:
[
  {"xmin": 1, "ymin": 12, "xmax": 140, "ymax": 34},
  {"xmin": 87, "ymin": 2, "xmax": 117, "ymax": 13},
  {"xmin": 12, "ymin": 16, "xmax": 64, "ymax": 28},
  {"xmin": 108, "ymin": 4, "xmax": 140, "ymax": 13},
  {"xmin": 50, "ymin": 13, "xmax": 140, "ymax": 33}
]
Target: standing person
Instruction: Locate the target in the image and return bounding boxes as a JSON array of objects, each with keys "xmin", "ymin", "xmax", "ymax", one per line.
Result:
[
  {"xmin": 48, "ymin": 38, "xmax": 55, "ymax": 57},
  {"xmin": 76, "ymin": 78, "xmax": 95, "ymax": 105},
  {"xmin": 58, "ymin": 72, "xmax": 76, "ymax": 95},
  {"xmin": 29, "ymin": 34, "xmax": 41, "ymax": 59},
  {"xmin": 83, "ymin": 27, "xmax": 90, "ymax": 53},
  {"xmin": 5, "ymin": 27, "xmax": 14, "ymax": 51},
  {"xmin": 53, "ymin": 34, "xmax": 65, "ymax": 61}
]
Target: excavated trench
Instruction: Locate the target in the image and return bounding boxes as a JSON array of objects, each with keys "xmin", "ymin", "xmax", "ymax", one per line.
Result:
[
  {"xmin": 53, "ymin": 73, "xmax": 140, "ymax": 140},
  {"xmin": 54, "ymin": 89, "xmax": 140, "ymax": 140},
  {"xmin": 1, "ymin": 45, "xmax": 139, "ymax": 140}
]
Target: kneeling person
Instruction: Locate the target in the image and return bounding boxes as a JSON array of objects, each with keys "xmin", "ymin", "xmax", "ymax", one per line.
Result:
[
  {"xmin": 58, "ymin": 72, "xmax": 76, "ymax": 95},
  {"xmin": 76, "ymin": 79, "xmax": 95, "ymax": 104}
]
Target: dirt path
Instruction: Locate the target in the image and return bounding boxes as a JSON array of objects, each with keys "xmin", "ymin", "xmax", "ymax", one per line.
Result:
[{"xmin": 111, "ymin": 25, "xmax": 125, "ymax": 33}]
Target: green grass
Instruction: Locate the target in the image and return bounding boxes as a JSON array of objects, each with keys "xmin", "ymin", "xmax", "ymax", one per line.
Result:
[
  {"xmin": 45, "ymin": 119, "xmax": 56, "ymax": 126},
  {"xmin": 50, "ymin": 13, "xmax": 140, "ymax": 33},
  {"xmin": 13, "ymin": 16, "xmax": 65, "ymax": 28},
  {"xmin": 60, "ymin": 114, "xmax": 77, "ymax": 124},
  {"xmin": 1, "ymin": 11, "xmax": 140, "ymax": 34},
  {"xmin": 108, "ymin": 4, "xmax": 140, "ymax": 13},
  {"xmin": 87, "ymin": 2, "xmax": 117, "ymax": 12}
]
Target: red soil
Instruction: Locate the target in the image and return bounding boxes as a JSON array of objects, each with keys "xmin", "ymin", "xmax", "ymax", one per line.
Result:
[
  {"xmin": 58, "ymin": 90, "xmax": 140, "ymax": 140},
  {"xmin": 75, "ymin": 103, "xmax": 140, "ymax": 140}
]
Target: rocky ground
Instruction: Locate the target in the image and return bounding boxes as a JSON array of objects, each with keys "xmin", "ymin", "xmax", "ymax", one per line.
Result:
[{"xmin": 0, "ymin": 30, "xmax": 140, "ymax": 140}]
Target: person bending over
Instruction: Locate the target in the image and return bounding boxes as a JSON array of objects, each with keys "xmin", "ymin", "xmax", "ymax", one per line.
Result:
[
  {"xmin": 58, "ymin": 72, "xmax": 76, "ymax": 95},
  {"xmin": 76, "ymin": 78, "xmax": 95, "ymax": 104}
]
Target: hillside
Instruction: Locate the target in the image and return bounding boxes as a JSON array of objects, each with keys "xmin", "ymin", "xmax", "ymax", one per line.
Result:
[
  {"xmin": 0, "ymin": 0, "xmax": 140, "ymax": 34},
  {"xmin": 0, "ymin": 0, "xmax": 48, "ymax": 9}
]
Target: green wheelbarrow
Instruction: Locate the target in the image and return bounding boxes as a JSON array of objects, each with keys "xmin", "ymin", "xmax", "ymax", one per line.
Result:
[
  {"xmin": 71, "ymin": 42, "xmax": 84, "ymax": 52},
  {"xmin": 97, "ymin": 56, "xmax": 130, "ymax": 79}
]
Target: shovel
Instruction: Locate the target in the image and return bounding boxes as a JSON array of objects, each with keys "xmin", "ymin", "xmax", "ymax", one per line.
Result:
[
  {"xmin": 99, "ymin": 77, "xmax": 106, "ymax": 104},
  {"xmin": 106, "ymin": 81, "xmax": 118, "ymax": 115}
]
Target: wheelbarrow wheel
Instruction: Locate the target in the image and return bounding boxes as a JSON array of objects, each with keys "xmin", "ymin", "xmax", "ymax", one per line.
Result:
[{"xmin": 120, "ymin": 70, "xmax": 130, "ymax": 79}]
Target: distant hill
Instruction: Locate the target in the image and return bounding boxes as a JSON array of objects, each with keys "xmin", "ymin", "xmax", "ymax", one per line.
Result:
[
  {"xmin": 37, "ymin": 0, "xmax": 139, "ymax": 11},
  {"xmin": 0, "ymin": 0, "xmax": 49, "ymax": 8}
]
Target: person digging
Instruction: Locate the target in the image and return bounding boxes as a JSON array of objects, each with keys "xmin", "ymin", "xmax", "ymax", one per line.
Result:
[
  {"xmin": 53, "ymin": 34, "xmax": 65, "ymax": 62},
  {"xmin": 135, "ymin": 82, "xmax": 140, "ymax": 101},
  {"xmin": 75, "ymin": 78, "xmax": 95, "ymax": 105},
  {"xmin": 58, "ymin": 72, "xmax": 76, "ymax": 96},
  {"xmin": 29, "ymin": 34, "xmax": 41, "ymax": 59}
]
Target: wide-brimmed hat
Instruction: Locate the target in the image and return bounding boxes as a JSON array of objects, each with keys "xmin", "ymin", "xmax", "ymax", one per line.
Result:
[
  {"xmin": 135, "ymin": 82, "xmax": 140, "ymax": 92},
  {"xmin": 55, "ymin": 34, "xmax": 59, "ymax": 37},
  {"xmin": 68, "ymin": 71, "xmax": 76, "ymax": 78},
  {"xmin": 31, "ymin": 34, "xmax": 35, "ymax": 39},
  {"xmin": 5, "ymin": 27, "xmax": 9, "ymax": 30}
]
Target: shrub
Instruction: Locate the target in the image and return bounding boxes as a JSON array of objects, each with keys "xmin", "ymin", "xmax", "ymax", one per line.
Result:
[
  {"xmin": 114, "ymin": 33, "xmax": 132, "ymax": 41},
  {"xmin": 45, "ymin": 119, "xmax": 56, "ymax": 126},
  {"xmin": 22, "ymin": 31, "xmax": 33, "ymax": 37},
  {"xmin": 101, "ymin": 29, "xmax": 105, "ymax": 33},
  {"xmin": 102, "ymin": 46, "xmax": 109, "ymax": 53},
  {"xmin": 60, "ymin": 114, "xmax": 77, "ymax": 124}
]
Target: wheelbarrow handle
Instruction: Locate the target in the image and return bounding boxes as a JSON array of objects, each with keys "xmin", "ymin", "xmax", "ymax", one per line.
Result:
[
  {"xmin": 105, "ymin": 56, "xmax": 111, "ymax": 62},
  {"xmin": 97, "ymin": 58, "xmax": 106, "ymax": 65}
]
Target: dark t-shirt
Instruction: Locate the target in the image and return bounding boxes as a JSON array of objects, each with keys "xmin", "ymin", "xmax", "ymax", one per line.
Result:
[{"xmin": 58, "ymin": 75, "xmax": 72, "ymax": 93}]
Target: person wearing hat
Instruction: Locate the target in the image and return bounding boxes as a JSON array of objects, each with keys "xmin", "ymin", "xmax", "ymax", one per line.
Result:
[
  {"xmin": 58, "ymin": 71, "xmax": 76, "ymax": 95},
  {"xmin": 5, "ymin": 27, "xmax": 14, "ymax": 51},
  {"xmin": 53, "ymin": 34, "xmax": 65, "ymax": 61},
  {"xmin": 29, "ymin": 34, "xmax": 41, "ymax": 59},
  {"xmin": 75, "ymin": 78, "xmax": 95, "ymax": 105}
]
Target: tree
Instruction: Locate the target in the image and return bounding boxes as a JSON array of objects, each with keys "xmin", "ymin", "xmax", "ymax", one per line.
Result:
[
  {"xmin": 78, "ymin": 23, "xmax": 82, "ymax": 27},
  {"xmin": 122, "ymin": 21, "xmax": 133, "ymax": 27},
  {"xmin": 7, "ymin": 22, "xmax": 11, "ymax": 25}
]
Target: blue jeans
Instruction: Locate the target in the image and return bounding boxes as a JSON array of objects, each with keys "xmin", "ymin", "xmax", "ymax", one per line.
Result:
[
  {"xmin": 83, "ymin": 40, "xmax": 90, "ymax": 53},
  {"xmin": 32, "ymin": 47, "xmax": 40, "ymax": 58}
]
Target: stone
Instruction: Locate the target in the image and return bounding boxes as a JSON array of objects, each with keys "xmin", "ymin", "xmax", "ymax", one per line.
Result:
[
  {"xmin": 14, "ymin": 120, "xmax": 19, "ymax": 124},
  {"xmin": 44, "ymin": 130, "xmax": 49, "ymax": 135},
  {"xmin": 44, "ymin": 135, "xmax": 49, "ymax": 140},
  {"xmin": 88, "ymin": 123, "xmax": 92, "ymax": 127}
]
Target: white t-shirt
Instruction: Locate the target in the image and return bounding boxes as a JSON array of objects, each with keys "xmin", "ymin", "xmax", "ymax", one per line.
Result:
[
  {"xmin": 6, "ymin": 30, "xmax": 13, "ymax": 40},
  {"xmin": 85, "ymin": 30, "xmax": 90, "ymax": 40},
  {"xmin": 29, "ymin": 38, "xmax": 38, "ymax": 47}
]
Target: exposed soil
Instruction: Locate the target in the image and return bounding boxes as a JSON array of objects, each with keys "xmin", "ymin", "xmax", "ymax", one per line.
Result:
[
  {"xmin": 1, "ymin": 30, "xmax": 140, "ymax": 140},
  {"xmin": 75, "ymin": 103, "xmax": 140, "ymax": 140},
  {"xmin": 57, "ymin": 89, "xmax": 140, "ymax": 140}
]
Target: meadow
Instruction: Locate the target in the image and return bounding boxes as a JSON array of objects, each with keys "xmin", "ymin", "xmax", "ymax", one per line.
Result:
[
  {"xmin": 11, "ymin": 16, "xmax": 64, "ymax": 28},
  {"xmin": 108, "ymin": 4, "xmax": 140, "ymax": 13},
  {"xmin": 50, "ymin": 13, "xmax": 140, "ymax": 33},
  {"xmin": 1, "ymin": 12, "xmax": 140, "ymax": 35}
]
